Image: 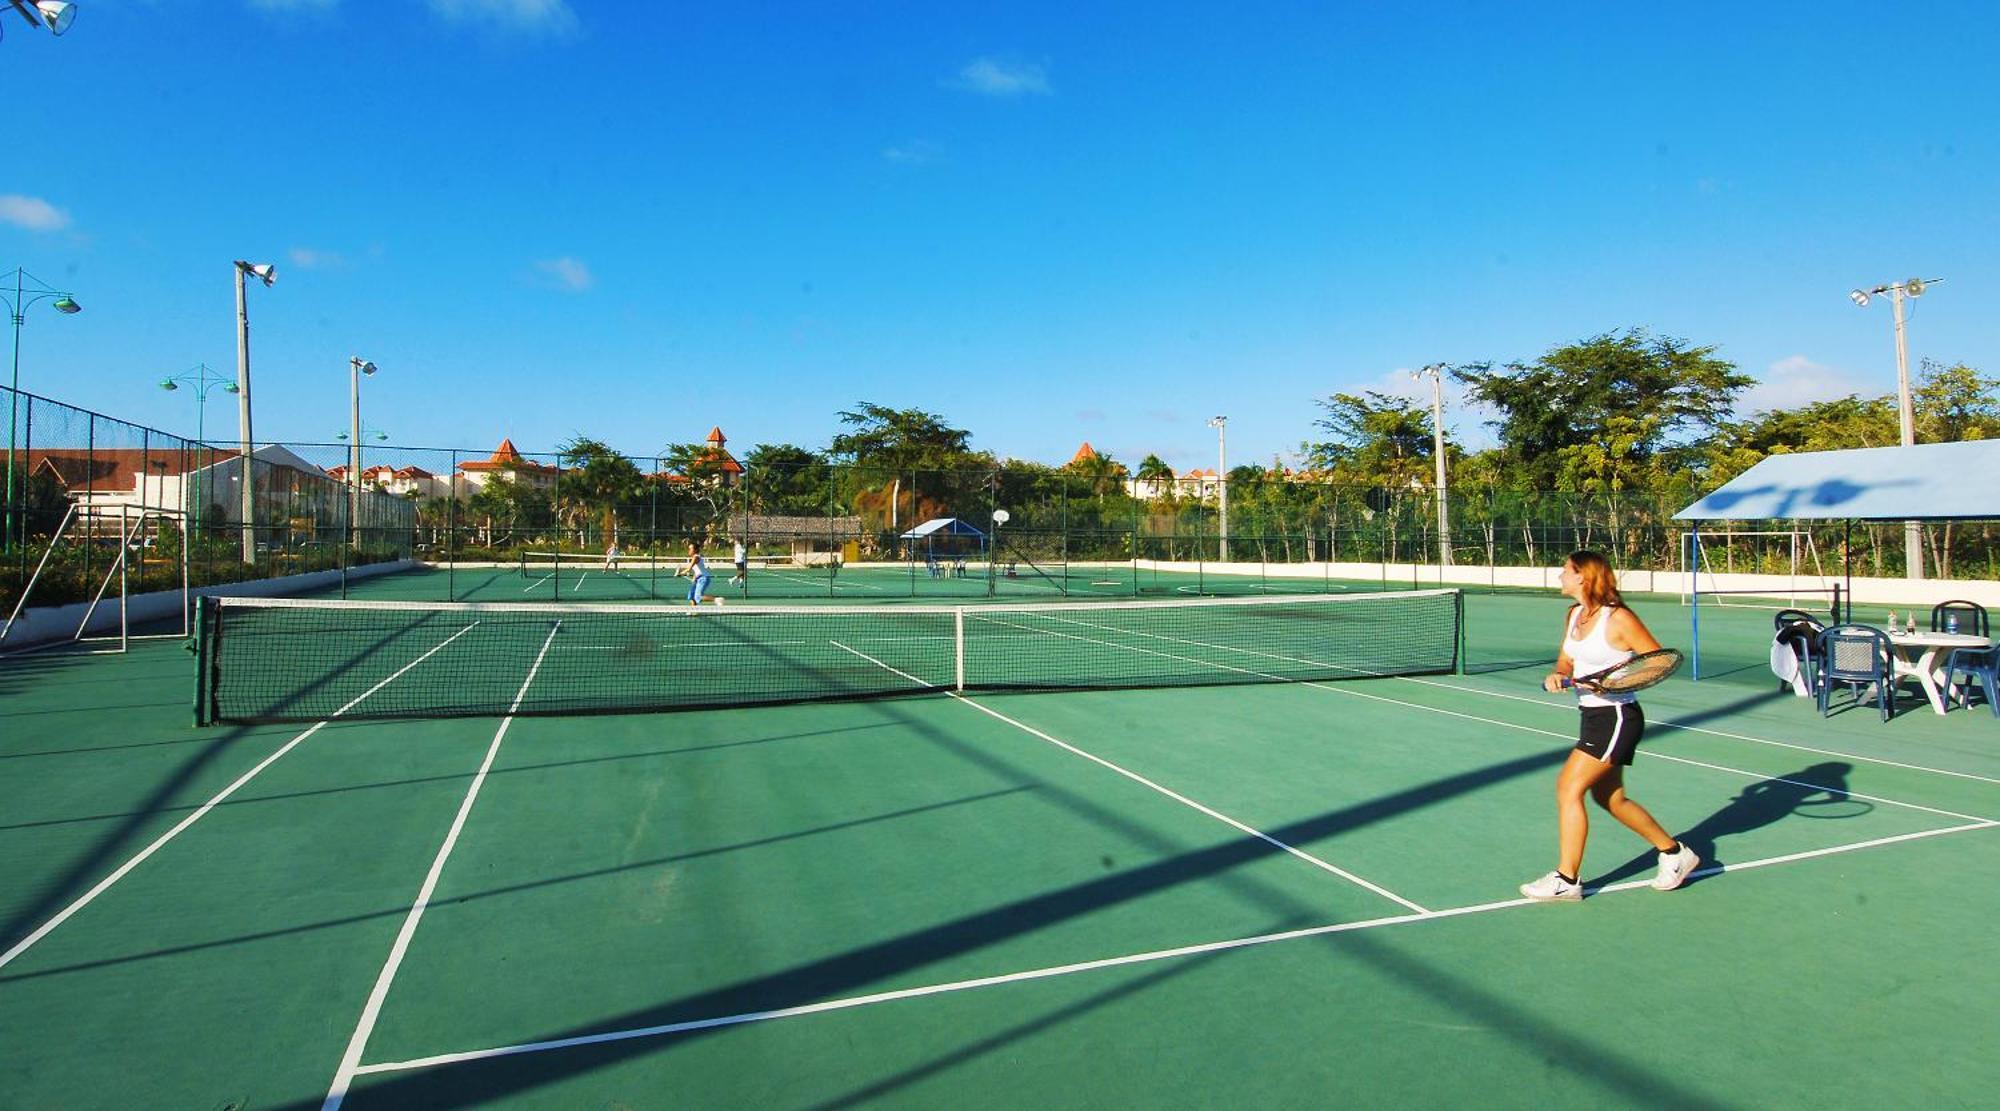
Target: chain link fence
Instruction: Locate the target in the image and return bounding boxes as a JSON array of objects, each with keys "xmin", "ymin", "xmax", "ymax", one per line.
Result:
[{"xmin": 8, "ymin": 384, "xmax": 1997, "ymax": 612}]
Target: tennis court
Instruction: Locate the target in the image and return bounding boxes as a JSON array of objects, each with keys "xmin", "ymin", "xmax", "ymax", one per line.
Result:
[{"xmin": 3, "ymin": 577, "xmax": 1997, "ymax": 1109}]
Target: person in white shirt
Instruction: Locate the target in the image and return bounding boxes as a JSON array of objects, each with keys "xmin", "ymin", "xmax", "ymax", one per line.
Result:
[
  {"xmin": 1520, "ymin": 550, "xmax": 1699, "ymax": 902},
  {"xmin": 731, "ymin": 539, "xmax": 748, "ymax": 586}
]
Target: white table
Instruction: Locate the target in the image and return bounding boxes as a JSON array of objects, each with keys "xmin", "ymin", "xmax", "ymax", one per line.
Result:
[{"xmin": 1886, "ymin": 630, "xmax": 1993, "ymax": 715}]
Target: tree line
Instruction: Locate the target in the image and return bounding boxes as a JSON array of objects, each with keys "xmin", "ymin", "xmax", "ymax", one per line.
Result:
[{"xmin": 424, "ymin": 330, "xmax": 1998, "ymax": 575}]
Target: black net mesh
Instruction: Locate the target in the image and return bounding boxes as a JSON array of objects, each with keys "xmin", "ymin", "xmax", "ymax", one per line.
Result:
[{"xmin": 196, "ymin": 589, "xmax": 1462, "ymax": 723}]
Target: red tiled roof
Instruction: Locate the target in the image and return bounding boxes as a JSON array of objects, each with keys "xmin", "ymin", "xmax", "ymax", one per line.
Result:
[
  {"xmin": 459, "ymin": 438, "xmax": 557, "ymax": 473},
  {"xmin": 1069, "ymin": 442, "xmax": 1099, "ymax": 465}
]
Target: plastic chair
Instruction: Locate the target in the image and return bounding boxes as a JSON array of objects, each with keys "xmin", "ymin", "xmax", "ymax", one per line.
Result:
[
  {"xmin": 1815, "ymin": 624, "xmax": 1905, "ymax": 722},
  {"xmin": 1772, "ymin": 610, "xmax": 1824, "ymax": 695},
  {"xmin": 1945, "ymin": 645, "xmax": 1999, "ymax": 717},
  {"xmin": 1930, "ymin": 600, "xmax": 1990, "ymax": 637}
]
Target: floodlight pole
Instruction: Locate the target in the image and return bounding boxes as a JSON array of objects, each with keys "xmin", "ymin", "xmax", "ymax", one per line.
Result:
[
  {"xmin": 4, "ymin": 266, "xmax": 81, "ymax": 550},
  {"xmin": 1851, "ymin": 276, "xmax": 1943, "ymax": 580},
  {"xmin": 1207, "ymin": 416, "xmax": 1228, "ymax": 562},
  {"xmin": 1411, "ymin": 364, "xmax": 1451, "ymax": 567},
  {"xmin": 159, "ymin": 363, "xmax": 237, "ymax": 544},
  {"xmin": 233, "ymin": 261, "xmax": 275, "ymax": 564},
  {"xmin": 345, "ymin": 356, "xmax": 380, "ymax": 550}
]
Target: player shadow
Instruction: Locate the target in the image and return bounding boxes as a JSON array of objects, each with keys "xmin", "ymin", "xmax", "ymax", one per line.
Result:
[{"xmin": 1591, "ymin": 761, "xmax": 1860, "ymax": 888}]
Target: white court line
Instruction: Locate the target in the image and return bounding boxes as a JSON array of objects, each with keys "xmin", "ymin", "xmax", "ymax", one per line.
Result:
[
  {"xmin": 984, "ymin": 611, "xmax": 1998, "ymax": 824},
  {"xmin": 521, "ymin": 573, "xmax": 553, "ymax": 593},
  {"xmin": 321, "ymin": 621, "xmax": 563, "ymax": 1111},
  {"xmin": 827, "ymin": 640, "xmax": 1429, "ymax": 914},
  {"xmin": 353, "ymin": 817, "xmax": 1997, "ymax": 1078},
  {"xmin": 0, "ymin": 623, "xmax": 483, "ymax": 973}
]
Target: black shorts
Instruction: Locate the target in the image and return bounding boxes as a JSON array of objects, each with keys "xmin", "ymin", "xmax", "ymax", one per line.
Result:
[{"xmin": 1576, "ymin": 702, "xmax": 1644, "ymax": 765}]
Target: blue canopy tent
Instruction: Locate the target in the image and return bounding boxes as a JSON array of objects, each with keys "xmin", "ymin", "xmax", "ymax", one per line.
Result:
[
  {"xmin": 1674, "ymin": 439, "xmax": 2000, "ymax": 678},
  {"xmin": 897, "ymin": 517, "xmax": 988, "ymax": 575}
]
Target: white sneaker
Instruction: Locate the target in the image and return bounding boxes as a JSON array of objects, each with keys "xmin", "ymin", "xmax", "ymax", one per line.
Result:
[
  {"xmin": 1653, "ymin": 843, "xmax": 1700, "ymax": 891},
  {"xmin": 1519, "ymin": 871, "xmax": 1582, "ymax": 902}
]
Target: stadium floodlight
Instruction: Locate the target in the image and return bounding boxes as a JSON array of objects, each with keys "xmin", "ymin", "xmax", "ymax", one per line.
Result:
[
  {"xmin": 1207, "ymin": 416, "xmax": 1228, "ymax": 561},
  {"xmin": 159, "ymin": 364, "xmax": 239, "ymax": 539},
  {"xmin": 5, "ymin": 1, "xmax": 76, "ymax": 37},
  {"xmin": 232, "ymin": 261, "xmax": 277, "ymax": 562},
  {"xmin": 347, "ymin": 356, "xmax": 382, "ymax": 549},
  {"xmin": 5, "ymin": 266, "xmax": 82, "ymax": 549},
  {"xmin": 992, "ymin": 509, "xmax": 1010, "ymax": 524},
  {"xmin": 1412, "ymin": 363, "xmax": 1451, "ymax": 566},
  {"xmin": 1850, "ymin": 275, "xmax": 1946, "ymax": 579}
]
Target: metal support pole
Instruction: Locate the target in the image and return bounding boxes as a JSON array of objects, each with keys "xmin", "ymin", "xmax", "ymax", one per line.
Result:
[{"xmin": 1890, "ymin": 285, "xmax": 1923, "ymax": 580}]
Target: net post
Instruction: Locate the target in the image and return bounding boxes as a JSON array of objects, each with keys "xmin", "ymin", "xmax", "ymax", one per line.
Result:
[
  {"xmin": 1454, "ymin": 588, "xmax": 1466, "ymax": 675},
  {"xmin": 954, "ymin": 606, "xmax": 966, "ymax": 691},
  {"xmin": 191, "ymin": 595, "xmax": 213, "ymax": 726}
]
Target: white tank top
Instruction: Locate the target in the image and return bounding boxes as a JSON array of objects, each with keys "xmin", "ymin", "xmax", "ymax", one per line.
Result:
[{"xmin": 1565, "ymin": 604, "xmax": 1635, "ymax": 707}]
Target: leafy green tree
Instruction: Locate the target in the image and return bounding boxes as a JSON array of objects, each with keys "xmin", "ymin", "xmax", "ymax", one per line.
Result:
[
  {"xmin": 557, "ymin": 436, "xmax": 646, "ymax": 545},
  {"xmin": 827, "ymin": 402, "xmax": 980, "ymax": 469},
  {"xmin": 744, "ymin": 443, "xmax": 833, "ymax": 514},
  {"xmin": 1915, "ymin": 358, "xmax": 2000, "ymax": 443},
  {"xmin": 1134, "ymin": 454, "xmax": 1175, "ymax": 500},
  {"xmin": 1454, "ymin": 330, "xmax": 1752, "ymax": 487},
  {"xmin": 1304, "ymin": 390, "xmax": 1433, "ymax": 492}
]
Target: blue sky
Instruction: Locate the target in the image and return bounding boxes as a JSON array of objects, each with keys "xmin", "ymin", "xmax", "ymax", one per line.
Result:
[{"xmin": 7, "ymin": 1, "xmax": 1997, "ymax": 473}]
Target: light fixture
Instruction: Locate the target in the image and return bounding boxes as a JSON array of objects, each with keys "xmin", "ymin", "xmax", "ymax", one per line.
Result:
[
  {"xmin": 1849, "ymin": 289, "xmax": 1871, "ymax": 308},
  {"xmin": 1905, "ymin": 277, "xmax": 1927, "ymax": 298},
  {"xmin": 53, "ymin": 294, "xmax": 80, "ymax": 313},
  {"xmin": 355, "ymin": 359, "xmax": 377, "ymax": 376},
  {"xmin": 36, "ymin": 1, "xmax": 76, "ymax": 34},
  {"xmin": 235, "ymin": 260, "xmax": 276, "ymax": 288},
  {"xmin": 992, "ymin": 509, "xmax": 1010, "ymax": 525}
]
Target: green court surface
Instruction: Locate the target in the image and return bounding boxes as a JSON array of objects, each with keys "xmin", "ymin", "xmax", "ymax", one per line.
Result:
[{"xmin": 3, "ymin": 579, "xmax": 1998, "ymax": 1109}]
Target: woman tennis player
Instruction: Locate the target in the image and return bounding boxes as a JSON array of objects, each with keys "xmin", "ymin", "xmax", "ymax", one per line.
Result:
[
  {"xmin": 1520, "ymin": 550, "xmax": 1700, "ymax": 902},
  {"xmin": 680, "ymin": 540, "xmax": 711, "ymax": 606}
]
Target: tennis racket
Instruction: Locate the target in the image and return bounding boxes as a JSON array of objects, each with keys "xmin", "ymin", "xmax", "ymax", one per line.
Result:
[{"xmin": 1561, "ymin": 649, "xmax": 1684, "ymax": 694}]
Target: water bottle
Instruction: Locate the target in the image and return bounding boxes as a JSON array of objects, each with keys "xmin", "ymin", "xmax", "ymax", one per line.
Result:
[
  {"xmin": 1886, "ymin": 610, "xmax": 1897, "ymax": 632},
  {"xmin": 1908, "ymin": 616, "xmax": 1918, "ymax": 635},
  {"xmin": 1947, "ymin": 613, "xmax": 1959, "ymax": 635}
]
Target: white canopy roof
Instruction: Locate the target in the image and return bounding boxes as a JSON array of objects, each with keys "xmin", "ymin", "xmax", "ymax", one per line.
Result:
[{"xmin": 1676, "ymin": 440, "xmax": 2000, "ymax": 522}]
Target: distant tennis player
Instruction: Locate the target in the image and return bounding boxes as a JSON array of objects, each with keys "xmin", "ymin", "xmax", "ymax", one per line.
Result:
[
  {"xmin": 731, "ymin": 538, "xmax": 748, "ymax": 586},
  {"xmin": 1520, "ymin": 550, "xmax": 1699, "ymax": 902},
  {"xmin": 680, "ymin": 540, "xmax": 711, "ymax": 606},
  {"xmin": 603, "ymin": 542, "xmax": 621, "ymax": 571}
]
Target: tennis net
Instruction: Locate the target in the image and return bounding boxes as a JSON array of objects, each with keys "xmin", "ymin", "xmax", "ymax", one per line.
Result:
[{"xmin": 192, "ymin": 588, "xmax": 1462, "ymax": 724}]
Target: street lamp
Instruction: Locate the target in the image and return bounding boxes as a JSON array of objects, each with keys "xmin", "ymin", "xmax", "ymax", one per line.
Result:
[
  {"xmin": 233, "ymin": 260, "xmax": 275, "ymax": 564},
  {"xmin": 159, "ymin": 363, "xmax": 238, "ymax": 543},
  {"xmin": 346, "ymin": 356, "xmax": 378, "ymax": 550},
  {"xmin": 1850, "ymin": 276, "xmax": 1944, "ymax": 580},
  {"xmin": 1207, "ymin": 415, "xmax": 1228, "ymax": 562},
  {"xmin": 5, "ymin": 266, "xmax": 81, "ymax": 549},
  {"xmin": 3, "ymin": 1, "xmax": 77, "ymax": 39},
  {"xmin": 1412, "ymin": 364, "xmax": 1451, "ymax": 567}
]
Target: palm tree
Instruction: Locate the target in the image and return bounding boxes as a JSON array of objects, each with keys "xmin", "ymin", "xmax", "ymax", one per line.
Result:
[{"xmin": 1135, "ymin": 454, "xmax": 1174, "ymax": 501}]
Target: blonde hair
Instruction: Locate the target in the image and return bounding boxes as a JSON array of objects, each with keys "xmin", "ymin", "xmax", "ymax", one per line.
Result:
[{"xmin": 1566, "ymin": 550, "xmax": 1624, "ymax": 611}]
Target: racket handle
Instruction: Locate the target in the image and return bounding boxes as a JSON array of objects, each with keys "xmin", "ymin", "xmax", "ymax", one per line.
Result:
[{"xmin": 1558, "ymin": 676, "xmax": 1575, "ymax": 690}]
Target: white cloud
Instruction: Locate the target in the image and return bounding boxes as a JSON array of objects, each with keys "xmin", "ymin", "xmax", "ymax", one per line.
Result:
[
  {"xmin": 883, "ymin": 141, "xmax": 942, "ymax": 165},
  {"xmin": 0, "ymin": 194, "xmax": 71, "ymax": 233},
  {"xmin": 288, "ymin": 247, "xmax": 346, "ymax": 270},
  {"xmin": 537, "ymin": 256, "xmax": 593, "ymax": 291},
  {"xmin": 428, "ymin": 0, "xmax": 578, "ymax": 36},
  {"xmin": 1736, "ymin": 355, "xmax": 1875, "ymax": 416},
  {"xmin": 949, "ymin": 57, "xmax": 1052, "ymax": 97}
]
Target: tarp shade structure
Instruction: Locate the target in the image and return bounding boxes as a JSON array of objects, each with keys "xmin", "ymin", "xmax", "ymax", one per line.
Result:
[
  {"xmin": 897, "ymin": 517, "xmax": 987, "ymax": 540},
  {"xmin": 1675, "ymin": 440, "xmax": 2000, "ymax": 523}
]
